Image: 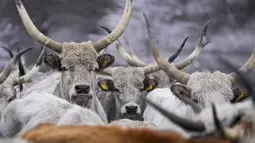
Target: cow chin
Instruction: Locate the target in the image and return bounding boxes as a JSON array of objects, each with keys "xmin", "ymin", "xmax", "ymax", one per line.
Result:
[{"xmin": 71, "ymin": 94, "xmax": 92, "ymax": 107}]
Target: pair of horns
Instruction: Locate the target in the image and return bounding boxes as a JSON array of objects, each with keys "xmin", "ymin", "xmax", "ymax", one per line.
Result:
[
  {"xmin": 0, "ymin": 47, "xmax": 45, "ymax": 86},
  {"xmin": 15, "ymin": 0, "xmax": 133, "ymax": 53},
  {"xmin": 142, "ymin": 17, "xmax": 209, "ymax": 75},
  {"xmin": 101, "ymin": 17, "xmax": 209, "ymax": 76},
  {"xmin": 145, "ymin": 12, "xmax": 255, "ymax": 84},
  {"xmin": 1, "ymin": 45, "xmax": 27, "ymax": 91},
  {"xmin": 0, "ymin": 47, "xmax": 33, "ymax": 84}
]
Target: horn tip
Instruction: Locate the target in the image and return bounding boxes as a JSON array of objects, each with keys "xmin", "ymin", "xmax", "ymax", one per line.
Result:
[
  {"xmin": 205, "ymin": 20, "xmax": 211, "ymax": 25},
  {"xmin": 142, "ymin": 13, "xmax": 148, "ymax": 22},
  {"xmin": 15, "ymin": 0, "xmax": 22, "ymax": 8},
  {"xmin": 99, "ymin": 25, "xmax": 112, "ymax": 34},
  {"xmin": 201, "ymin": 20, "xmax": 211, "ymax": 36},
  {"xmin": 183, "ymin": 36, "xmax": 189, "ymax": 45}
]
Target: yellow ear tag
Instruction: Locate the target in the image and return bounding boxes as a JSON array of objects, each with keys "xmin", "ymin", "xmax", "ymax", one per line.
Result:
[
  {"xmin": 236, "ymin": 93, "xmax": 245, "ymax": 102},
  {"xmin": 101, "ymin": 81, "xmax": 109, "ymax": 91},
  {"xmin": 145, "ymin": 84, "xmax": 153, "ymax": 91},
  {"xmin": 103, "ymin": 60, "xmax": 108, "ymax": 67}
]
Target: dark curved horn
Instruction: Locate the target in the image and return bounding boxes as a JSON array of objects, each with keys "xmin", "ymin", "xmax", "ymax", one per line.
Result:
[
  {"xmin": 167, "ymin": 36, "xmax": 188, "ymax": 63},
  {"xmin": 212, "ymin": 103, "xmax": 225, "ymax": 137},
  {"xmin": 17, "ymin": 46, "xmax": 27, "ymax": 91},
  {"xmin": 1, "ymin": 46, "xmax": 14, "ymax": 58}
]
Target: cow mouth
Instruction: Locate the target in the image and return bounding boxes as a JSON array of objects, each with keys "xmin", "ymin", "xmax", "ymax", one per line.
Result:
[
  {"xmin": 71, "ymin": 94, "xmax": 92, "ymax": 106},
  {"xmin": 123, "ymin": 113, "xmax": 143, "ymax": 121}
]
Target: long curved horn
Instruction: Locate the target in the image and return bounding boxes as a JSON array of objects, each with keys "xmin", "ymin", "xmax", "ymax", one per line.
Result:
[
  {"xmin": 167, "ymin": 36, "xmax": 188, "ymax": 63},
  {"xmin": 142, "ymin": 36, "xmax": 188, "ymax": 75},
  {"xmin": 220, "ymin": 58, "xmax": 255, "ymax": 103},
  {"xmin": 174, "ymin": 21, "xmax": 210, "ymax": 69},
  {"xmin": 142, "ymin": 18, "xmax": 208, "ymax": 76},
  {"xmin": 93, "ymin": 0, "xmax": 133, "ymax": 52},
  {"xmin": 227, "ymin": 48, "xmax": 255, "ymax": 84},
  {"xmin": 11, "ymin": 47, "xmax": 46, "ymax": 86},
  {"xmin": 0, "ymin": 47, "xmax": 34, "ymax": 84},
  {"xmin": 143, "ymin": 13, "xmax": 190, "ymax": 84},
  {"xmin": 15, "ymin": 0, "xmax": 63, "ymax": 53},
  {"xmin": 100, "ymin": 25, "xmax": 147, "ymax": 67},
  {"xmin": 143, "ymin": 96, "xmax": 206, "ymax": 132}
]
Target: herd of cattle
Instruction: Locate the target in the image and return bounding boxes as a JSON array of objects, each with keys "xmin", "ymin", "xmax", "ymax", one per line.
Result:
[{"xmin": 0, "ymin": 0, "xmax": 254, "ymax": 142}]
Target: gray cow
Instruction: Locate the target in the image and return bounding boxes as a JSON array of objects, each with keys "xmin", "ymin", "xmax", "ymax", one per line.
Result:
[
  {"xmin": 144, "ymin": 12, "xmax": 255, "ymax": 133},
  {"xmin": 211, "ymin": 65, "xmax": 255, "ymax": 143},
  {"xmin": 145, "ymin": 12, "xmax": 255, "ymax": 108},
  {"xmin": 15, "ymin": 0, "xmax": 133, "ymax": 119},
  {"xmin": 94, "ymin": 21, "xmax": 209, "ymax": 121},
  {"xmin": 0, "ymin": 46, "xmax": 45, "ymax": 118},
  {"xmin": 144, "ymin": 59, "xmax": 255, "ymax": 141}
]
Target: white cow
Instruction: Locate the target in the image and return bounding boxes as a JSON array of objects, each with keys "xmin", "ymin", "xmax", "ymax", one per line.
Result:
[
  {"xmin": 0, "ymin": 90, "xmax": 104, "ymax": 137},
  {"xmin": 143, "ymin": 88, "xmax": 194, "ymax": 137},
  {"xmin": 15, "ymin": 0, "xmax": 132, "ymax": 119}
]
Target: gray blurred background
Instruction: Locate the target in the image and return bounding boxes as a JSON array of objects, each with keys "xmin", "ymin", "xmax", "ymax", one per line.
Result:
[{"xmin": 0, "ymin": 0, "xmax": 254, "ymax": 78}]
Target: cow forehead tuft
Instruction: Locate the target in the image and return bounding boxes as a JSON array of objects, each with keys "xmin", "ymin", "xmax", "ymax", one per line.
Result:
[
  {"xmin": 59, "ymin": 42, "xmax": 99, "ymax": 69},
  {"xmin": 60, "ymin": 42, "xmax": 98, "ymax": 59},
  {"xmin": 113, "ymin": 67, "xmax": 145, "ymax": 87}
]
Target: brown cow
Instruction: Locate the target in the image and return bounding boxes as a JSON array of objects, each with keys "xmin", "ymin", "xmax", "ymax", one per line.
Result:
[{"xmin": 21, "ymin": 123, "xmax": 231, "ymax": 143}]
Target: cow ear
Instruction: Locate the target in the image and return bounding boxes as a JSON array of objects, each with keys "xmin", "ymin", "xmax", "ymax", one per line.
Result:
[
  {"xmin": 170, "ymin": 83, "xmax": 191, "ymax": 98},
  {"xmin": 141, "ymin": 77, "xmax": 158, "ymax": 92},
  {"xmin": 96, "ymin": 54, "xmax": 115, "ymax": 71},
  {"xmin": 231, "ymin": 87, "xmax": 248, "ymax": 103},
  {"xmin": 44, "ymin": 54, "xmax": 62, "ymax": 71}
]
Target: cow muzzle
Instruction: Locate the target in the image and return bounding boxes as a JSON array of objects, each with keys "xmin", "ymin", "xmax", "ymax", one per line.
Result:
[
  {"xmin": 121, "ymin": 102, "xmax": 142, "ymax": 120},
  {"xmin": 71, "ymin": 84, "xmax": 93, "ymax": 106}
]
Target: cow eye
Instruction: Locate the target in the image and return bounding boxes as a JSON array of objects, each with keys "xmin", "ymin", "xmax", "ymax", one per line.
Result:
[
  {"xmin": 62, "ymin": 66, "xmax": 68, "ymax": 71},
  {"xmin": 98, "ymin": 80, "xmax": 118, "ymax": 92},
  {"xmin": 141, "ymin": 77, "xmax": 158, "ymax": 92}
]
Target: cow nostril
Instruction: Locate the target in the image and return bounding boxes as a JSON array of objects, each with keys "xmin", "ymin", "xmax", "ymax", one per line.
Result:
[
  {"xmin": 74, "ymin": 84, "xmax": 90, "ymax": 94},
  {"xmin": 125, "ymin": 105, "xmax": 138, "ymax": 115}
]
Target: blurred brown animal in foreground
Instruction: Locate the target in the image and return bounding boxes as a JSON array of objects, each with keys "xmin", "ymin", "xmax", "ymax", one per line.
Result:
[{"xmin": 20, "ymin": 123, "xmax": 232, "ymax": 143}]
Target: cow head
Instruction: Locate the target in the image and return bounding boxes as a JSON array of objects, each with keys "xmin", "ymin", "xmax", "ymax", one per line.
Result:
[
  {"xmin": 15, "ymin": 0, "xmax": 133, "ymax": 110},
  {"xmin": 97, "ymin": 67, "xmax": 158, "ymax": 120}
]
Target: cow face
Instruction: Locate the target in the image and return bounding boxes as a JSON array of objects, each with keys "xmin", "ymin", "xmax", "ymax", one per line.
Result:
[
  {"xmin": 97, "ymin": 67, "xmax": 158, "ymax": 120},
  {"xmin": 44, "ymin": 43, "xmax": 114, "ymax": 107}
]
